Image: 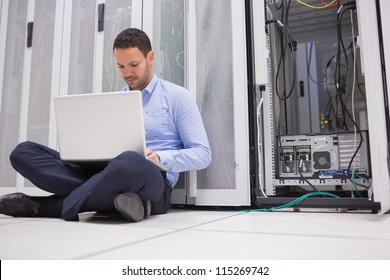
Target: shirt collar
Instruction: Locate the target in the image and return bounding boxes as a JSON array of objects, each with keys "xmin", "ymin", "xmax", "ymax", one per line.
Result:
[{"xmin": 142, "ymin": 74, "xmax": 158, "ymax": 96}]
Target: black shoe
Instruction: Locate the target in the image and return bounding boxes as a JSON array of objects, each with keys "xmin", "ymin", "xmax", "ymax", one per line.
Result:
[
  {"xmin": 0, "ymin": 193, "xmax": 40, "ymax": 217},
  {"xmin": 114, "ymin": 193, "xmax": 151, "ymax": 222}
]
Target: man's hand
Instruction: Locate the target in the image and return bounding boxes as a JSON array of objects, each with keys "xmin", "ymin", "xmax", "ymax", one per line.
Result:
[{"xmin": 146, "ymin": 148, "xmax": 161, "ymax": 162}]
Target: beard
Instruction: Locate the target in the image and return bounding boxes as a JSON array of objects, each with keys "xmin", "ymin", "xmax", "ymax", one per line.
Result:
[{"xmin": 124, "ymin": 63, "xmax": 151, "ymax": 90}]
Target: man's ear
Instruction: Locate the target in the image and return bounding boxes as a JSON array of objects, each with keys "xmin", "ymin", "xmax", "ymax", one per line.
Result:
[{"xmin": 147, "ymin": 51, "xmax": 155, "ymax": 63}]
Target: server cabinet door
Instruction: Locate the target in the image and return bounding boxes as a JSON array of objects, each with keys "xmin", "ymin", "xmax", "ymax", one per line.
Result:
[
  {"xmin": 142, "ymin": 0, "xmax": 187, "ymax": 204},
  {"xmin": 0, "ymin": 0, "xmax": 29, "ymax": 194},
  {"xmin": 0, "ymin": 0, "xmax": 64, "ymax": 195},
  {"xmin": 61, "ymin": 0, "xmax": 142, "ymax": 96},
  {"xmin": 190, "ymin": 0, "xmax": 250, "ymax": 206},
  {"xmin": 142, "ymin": 0, "xmax": 250, "ymax": 206},
  {"xmin": 99, "ymin": 0, "xmax": 142, "ymax": 93},
  {"xmin": 357, "ymin": 0, "xmax": 390, "ymax": 213}
]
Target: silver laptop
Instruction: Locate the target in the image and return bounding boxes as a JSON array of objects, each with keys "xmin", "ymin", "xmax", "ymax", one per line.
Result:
[{"xmin": 53, "ymin": 91, "xmax": 167, "ymax": 171}]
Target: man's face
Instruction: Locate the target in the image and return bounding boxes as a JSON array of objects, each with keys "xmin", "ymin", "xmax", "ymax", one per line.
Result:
[{"xmin": 114, "ymin": 47, "xmax": 154, "ymax": 91}]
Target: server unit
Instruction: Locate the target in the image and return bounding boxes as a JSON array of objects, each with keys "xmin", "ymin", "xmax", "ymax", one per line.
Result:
[{"xmin": 277, "ymin": 131, "xmax": 370, "ymax": 182}]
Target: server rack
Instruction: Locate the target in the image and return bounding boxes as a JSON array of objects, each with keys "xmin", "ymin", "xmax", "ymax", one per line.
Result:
[{"xmin": 250, "ymin": 0, "xmax": 390, "ymax": 213}]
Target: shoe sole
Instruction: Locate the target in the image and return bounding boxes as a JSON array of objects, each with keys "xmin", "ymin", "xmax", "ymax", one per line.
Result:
[{"xmin": 114, "ymin": 193, "xmax": 144, "ymax": 222}]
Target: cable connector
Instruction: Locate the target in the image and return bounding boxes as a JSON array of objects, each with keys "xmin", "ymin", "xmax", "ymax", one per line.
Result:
[
  {"xmin": 288, "ymin": 40, "xmax": 297, "ymax": 52},
  {"xmin": 265, "ymin": 19, "xmax": 277, "ymax": 25}
]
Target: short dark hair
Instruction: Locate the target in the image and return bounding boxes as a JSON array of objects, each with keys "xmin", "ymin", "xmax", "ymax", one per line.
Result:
[{"xmin": 113, "ymin": 28, "xmax": 152, "ymax": 57}]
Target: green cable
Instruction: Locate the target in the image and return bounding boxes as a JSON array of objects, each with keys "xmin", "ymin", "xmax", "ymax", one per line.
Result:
[
  {"xmin": 352, "ymin": 172, "xmax": 371, "ymax": 198},
  {"xmin": 352, "ymin": 172, "xmax": 363, "ymax": 198},
  {"xmin": 231, "ymin": 191, "xmax": 341, "ymax": 213},
  {"xmin": 354, "ymin": 173, "xmax": 371, "ymax": 183}
]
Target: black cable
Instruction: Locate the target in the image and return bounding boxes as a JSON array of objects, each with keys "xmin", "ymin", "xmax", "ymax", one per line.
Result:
[
  {"xmin": 337, "ymin": 10, "xmax": 355, "ymax": 91},
  {"xmin": 335, "ymin": 4, "xmax": 357, "ymax": 131},
  {"xmin": 273, "ymin": 0, "xmax": 283, "ymax": 10},
  {"xmin": 273, "ymin": 24, "xmax": 297, "ymax": 101},
  {"xmin": 298, "ymin": 171, "xmax": 319, "ymax": 192},
  {"xmin": 324, "ymin": 54, "xmax": 339, "ymax": 130},
  {"xmin": 298, "ymin": 159, "xmax": 319, "ymax": 192},
  {"xmin": 285, "ymin": 0, "xmax": 291, "ymax": 26},
  {"xmin": 326, "ymin": 2, "xmax": 367, "ymax": 186}
]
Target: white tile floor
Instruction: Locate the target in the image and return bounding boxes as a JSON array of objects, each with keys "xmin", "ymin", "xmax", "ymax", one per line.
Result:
[{"xmin": 1, "ymin": 208, "xmax": 390, "ymax": 260}]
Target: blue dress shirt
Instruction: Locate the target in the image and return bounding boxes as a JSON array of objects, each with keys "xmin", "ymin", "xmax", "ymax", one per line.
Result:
[{"xmin": 123, "ymin": 74, "xmax": 212, "ymax": 187}]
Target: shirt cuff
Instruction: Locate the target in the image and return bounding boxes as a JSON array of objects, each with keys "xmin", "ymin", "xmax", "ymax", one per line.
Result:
[{"xmin": 156, "ymin": 150, "xmax": 173, "ymax": 170}]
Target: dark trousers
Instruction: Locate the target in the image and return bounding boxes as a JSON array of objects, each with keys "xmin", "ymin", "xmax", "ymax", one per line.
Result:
[{"xmin": 9, "ymin": 141, "xmax": 171, "ymax": 221}]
